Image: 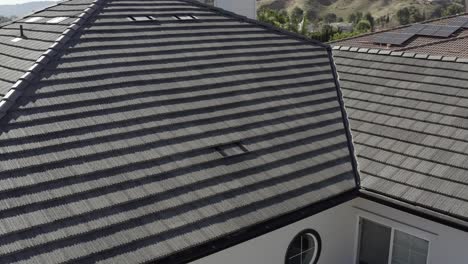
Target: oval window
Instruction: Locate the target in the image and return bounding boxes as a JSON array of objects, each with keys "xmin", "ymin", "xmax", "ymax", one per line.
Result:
[{"xmin": 285, "ymin": 230, "xmax": 321, "ymax": 264}]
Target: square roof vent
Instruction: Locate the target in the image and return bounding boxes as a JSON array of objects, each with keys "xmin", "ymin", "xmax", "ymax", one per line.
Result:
[
  {"xmin": 46, "ymin": 17, "xmax": 68, "ymax": 24},
  {"xmin": 24, "ymin": 17, "xmax": 43, "ymax": 23},
  {"xmin": 128, "ymin": 16, "xmax": 157, "ymax": 22},
  {"xmin": 173, "ymin": 15, "xmax": 198, "ymax": 21},
  {"xmin": 215, "ymin": 142, "xmax": 249, "ymax": 158}
]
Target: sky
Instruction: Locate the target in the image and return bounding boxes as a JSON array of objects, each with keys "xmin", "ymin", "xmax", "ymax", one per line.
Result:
[{"xmin": 0, "ymin": 0, "xmax": 58, "ymax": 5}]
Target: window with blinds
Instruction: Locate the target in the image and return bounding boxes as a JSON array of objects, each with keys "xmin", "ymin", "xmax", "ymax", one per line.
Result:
[{"xmin": 358, "ymin": 218, "xmax": 429, "ymax": 264}]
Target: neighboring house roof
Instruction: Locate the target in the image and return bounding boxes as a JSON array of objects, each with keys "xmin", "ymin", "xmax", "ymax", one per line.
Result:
[
  {"xmin": 331, "ymin": 14, "xmax": 468, "ymax": 229},
  {"xmin": 332, "ymin": 14, "xmax": 468, "ymax": 59},
  {"xmin": 0, "ymin": 0, "xmax": 359, "ymax": 263}
]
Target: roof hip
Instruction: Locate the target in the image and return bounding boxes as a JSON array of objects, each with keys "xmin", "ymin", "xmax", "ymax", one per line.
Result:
[{"xmin": 0, "ymin": 0, "xmax": 107, "ymax": 120}]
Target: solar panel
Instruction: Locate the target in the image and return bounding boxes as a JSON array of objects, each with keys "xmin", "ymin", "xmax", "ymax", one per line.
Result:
[
  {"xmin": 417, "ymin": 24, "xmax": 443, "ymax": 36},
  {"xmin": 373, "ymin": 32, "xmax": 414, "ymax": 45},
  {"xmin": 432, "ymin": 25, "xmax": 460, "ymax": 37},
  {"xmin": 448, "ymin": 16, "xmax": 468, "ymax": 28},
  {"xmin": 402, "ymin": 24, "xmax": 426, "ymax": 34},
  {"xmin": 373, "ymin": 20, "xmax": 465, "ymax": 46}
]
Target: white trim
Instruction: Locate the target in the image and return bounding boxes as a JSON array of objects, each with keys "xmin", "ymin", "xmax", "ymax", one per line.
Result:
[
  {"xmin": 305, "ymin": 233, "xmax": 319, "ymax": 264},
  {"xmin": 352, "ymin": 214, "xmax": 361, "ymax": 264},
  {"xmin": 387, "ymin": 226, "xmax": 395, "ymax": 264}
]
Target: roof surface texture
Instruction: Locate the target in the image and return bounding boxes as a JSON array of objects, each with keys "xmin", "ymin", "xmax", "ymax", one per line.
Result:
[
  {"xmin": 0, "ymin": 0, "xmax": 358, "ymax": 263},
  {"xmin": 333, "ymin": 47, "xmax": 468, "ymax": 224},
  {"xmin": 332, "ymin": 14, "xmax": 468, "ymax": 59}
]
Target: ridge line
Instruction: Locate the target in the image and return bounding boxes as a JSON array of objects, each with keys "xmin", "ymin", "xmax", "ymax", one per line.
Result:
[{"xmin": 0, "ymin": 0, "xmax": 107, "ymax": 120}]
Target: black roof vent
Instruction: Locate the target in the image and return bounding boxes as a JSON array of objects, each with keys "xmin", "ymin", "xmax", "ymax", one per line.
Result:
[
  {"xmin": 214, "ymin": 142, "xmax": 249, "ymax": 158},
  {"xmin": 173, "ymin": 14, "xmax": 198, "ymax": 21},
  {"xmin": 127, "ymin": 16, "xmax": 158, "ymax": 22}
]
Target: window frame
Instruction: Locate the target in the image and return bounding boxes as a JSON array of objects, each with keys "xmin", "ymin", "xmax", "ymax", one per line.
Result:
[
  {"xmin": 284, "ymin": 229, "xmax": 322, "ymax": 264},
  {"xmin": 355, "ymin": 215, "xmax": 433, "ymax": 264}
]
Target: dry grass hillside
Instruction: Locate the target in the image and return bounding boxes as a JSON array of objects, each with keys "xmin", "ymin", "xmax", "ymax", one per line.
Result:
[{"xmin": 258, "ymin": 0, "xmax": 439, "ymax": 23}]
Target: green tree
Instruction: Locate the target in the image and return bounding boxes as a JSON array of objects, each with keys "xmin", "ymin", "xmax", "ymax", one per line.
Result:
[
  {"xmin": 431, "ymin": 6, "xmax": 443, "ymax": 18},
  {"xmin": 290, "ymin": 6, "xmax": 304, "ymax": 20},
  {"xmin": 408, "ymin": 6, "xmax": 424, "ymax": 23},
  {"xmin": 396, "ymin": 7, "xmax": 411, "ymax": 25},
  {"xmin": 365, "ymin": 12, "xmax": 375, "ymax": 31},
  {"xmin": 348, "ymin": 12, "xmax": 364, "ymax": 24},
  {"xmin": 355, "ymin": 20, "xmax": 372, "ymax": 31},
  {"xmin": 257, "ymin": 7, "xmax": 303, "ymax": 34},
  {"xmin": 348, "ymin": 13, "xmax": 356, "ymax": 23},
  {"xmin": 443, "ymin": 4, "xmax": 464, "ymax": 16},
  {"xmin": 299, "ymin": 12, "xmax": 309, "ymax": 35},
  {"xmin": 0, "ymin": 16, "xmax": 12, "ymax": 24},
  {"xmin": 324, "ymin": 13, "xmax": 337, "ymax": 23}
]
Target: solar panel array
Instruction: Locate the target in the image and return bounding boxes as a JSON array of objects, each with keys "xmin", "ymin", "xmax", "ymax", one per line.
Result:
[
  {"xmin": 449, "ymin": 16, "xmax": 468, "ymax": 28},
  {"xmin": 401, "ymin": 23, "xmax": 426, "ymax": 34},
  {"xmin": 373, "ymin": 32, "xmax": 414, "ymax": 45},
  {"xmin": 373, "ymin": 17, "xmax": 468, "ymax": 45}
]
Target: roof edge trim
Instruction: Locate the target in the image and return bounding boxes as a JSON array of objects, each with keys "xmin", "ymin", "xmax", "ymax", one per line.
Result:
[
  {"xmin": 331, "ymin": 45, "xmax": 468, "ymax": 63},
  {"xmin": 0, "ymin": 0, "xmax": 106, "ymax": 120},
  {"xmin": 327, "ymin": 49, "xmax": 361, "ymax": 188},
  {"xmin": 360, "ymin": 189, "xmax": 468, "ymax": 233},
  {"xmin": 147, "ymin": 189, "xmax": 359, "ymax": 264},
  {"xmin": 182, "ymin": 0, "xmax": 330, "ymax": 50}
]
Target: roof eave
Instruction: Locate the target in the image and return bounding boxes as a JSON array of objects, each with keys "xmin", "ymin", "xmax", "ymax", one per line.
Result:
[
  {"xmin": 145, "ymin": 189, "xmax": 359, "ymax": 264},
  {"xmin": 359, "ymin": 189, "xmax": 468, "ymax": 232}
]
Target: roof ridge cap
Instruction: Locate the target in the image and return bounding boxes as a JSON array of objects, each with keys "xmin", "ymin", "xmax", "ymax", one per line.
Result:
[
  {"xmin": 332, "ymin": 45, "xmax": 468, "ymax": 63},
  {"xmin": 181, "ymin": 0, "xmax": 330, "ymax": 50},
  {"xmin": 0, "ymin": 0, "xmax": 107, "ymax": 120},
  {"xmin": 329, "ymin": 13, "xmax": 468, "ymax": 44}
]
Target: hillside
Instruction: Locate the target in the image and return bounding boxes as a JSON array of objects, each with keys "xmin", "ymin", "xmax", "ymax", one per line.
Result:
[
  {"xmin": 257, "ymin": 0, "xmax": 441, "ymax": 23},
  {"xmin": 0, "ymin": 1, "xmax": 56, "ymax": 18}
]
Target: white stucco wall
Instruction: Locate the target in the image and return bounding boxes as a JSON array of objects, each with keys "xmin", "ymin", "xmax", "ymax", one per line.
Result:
[
  {"xmin": 216, "ymin": 0, "xmax": 256, "ymax": 19},
  {"xmin": 191, "ymin": 200, "xmax": 360, "ymax": 264},
  {"xmin": 191, "ymin": 197, "xmax": 468, "ymax": 264}
]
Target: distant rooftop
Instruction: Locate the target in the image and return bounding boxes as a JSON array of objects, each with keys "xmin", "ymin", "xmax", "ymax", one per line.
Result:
[{"xmin": 332, "ymin": 13, "xmax": 468, "ymax": 59}]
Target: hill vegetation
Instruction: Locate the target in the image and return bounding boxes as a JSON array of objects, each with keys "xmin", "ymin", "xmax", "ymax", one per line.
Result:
[
  {"xmin": 0, "ymin": 16, "xmax": 15, "ymax": 24},
  {"xmin": 0, "ymin": 1, "xmax": 55, "ymax": 18},
  {"xmin": 257, "ymin": 0, "xmax": 466, "ymax": 41},
  {"xmin": 258, "ymin": 0, "xmax": 464, "ymax": 25}
]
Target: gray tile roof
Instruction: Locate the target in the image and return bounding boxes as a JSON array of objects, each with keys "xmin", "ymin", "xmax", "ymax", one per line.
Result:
[
  {"xmin": 0, "ymin": 0, "xmax": 358, "ymax": 263},
  {"xmin": 333, "ymin": 50, "xmax": 468, "ymax": 222}
]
